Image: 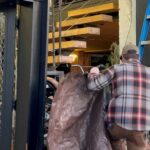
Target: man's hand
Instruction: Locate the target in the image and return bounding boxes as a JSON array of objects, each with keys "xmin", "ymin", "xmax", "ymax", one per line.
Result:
[{"xmin": 88, "ymin": 67, "xmax": 100, "ymax": 80}]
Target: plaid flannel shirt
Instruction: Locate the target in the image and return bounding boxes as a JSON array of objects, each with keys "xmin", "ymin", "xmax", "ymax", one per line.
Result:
[{"xmin": 88, "ymin": 59, "xmax": 150, "ymax": 131}]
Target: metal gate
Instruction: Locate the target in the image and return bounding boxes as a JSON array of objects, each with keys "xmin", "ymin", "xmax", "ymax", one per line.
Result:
[
  {"xmin": 0, "ymin": 0, "xmax": 48, "ymax": 149},
  {"xmin": 0, "ymin": 7, "xmax": 16, "ymax": 150}
]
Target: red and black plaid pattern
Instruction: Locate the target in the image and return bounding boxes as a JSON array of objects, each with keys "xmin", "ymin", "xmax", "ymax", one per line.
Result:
[{"xmin": 88, "ymin": 59, "xmax": 150, "ymax": 131}]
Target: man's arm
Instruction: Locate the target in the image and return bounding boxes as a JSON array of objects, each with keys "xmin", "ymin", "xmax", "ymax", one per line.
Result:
[{"xmin": 88, "ymin": 66, "xmax": 115, "ymax": 91}]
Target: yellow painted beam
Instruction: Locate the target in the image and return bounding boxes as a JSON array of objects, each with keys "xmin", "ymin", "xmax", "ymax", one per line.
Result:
[
  {"xmin": 48, "ymin": 55, "xmax": 73, "ymax": 64},
  {"xmin": 56, "ymin": 14, "xmax": 113, "ymax": 28},
  {"xmin": 48, "ymin": 40, "xmax": 87, "ymax": 51},
  {"xmin": 83, "ymin": 49, "xmax": 112, "ymax": 53},
  {"xmin": 68, "ymin": 3, "xmax": 118, "ymax": 17},
  {"xmin": 49, "ymin": 27, "xmax": 100, "ymax": 39}
]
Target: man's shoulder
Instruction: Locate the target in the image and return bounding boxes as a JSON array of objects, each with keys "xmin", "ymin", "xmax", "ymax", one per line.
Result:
[
  {"xmin": 113, "ymin": 63, "xmax": 125, "ymax": 68},
  {"xmin": 113, "ymin": 63, "xmax": 133, "ymax": 72}
]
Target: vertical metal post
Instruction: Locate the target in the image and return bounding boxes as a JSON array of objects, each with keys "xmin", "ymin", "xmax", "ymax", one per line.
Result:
[
  {"xmin": 15, "ymin": 0, "xmax": 48, "ymax": 149},
  {"xmin": 52, "ymin": 0, "xmax": 56, "ymax": 67},
  {"xmin": 0, "ymin": 7, "xmax": 16, "ymax": 150},
  {"xmin": 28, "ymin": 0, "xmax": 48, "ymax": 149},
  {"xmin": 15, "ymin": 5, "xmax": 33, "ymax": 150},
  {"xmin": 58, "ymin": 0, "xmax": 62, "ymax": 56}
]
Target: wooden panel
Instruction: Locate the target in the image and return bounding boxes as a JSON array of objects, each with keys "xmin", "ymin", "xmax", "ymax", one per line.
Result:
[
  {"xmin": 49, "ymin": 27, "xmax": 100, "ymax": 39},
  {"xmin": 56, "ymin": 14, "xmax": 113, "ymax": 28},
  {"xmin": 83, "ymin": 49, "xmax": 112, "ymax": 53},
  {"xmin": 48, "ymin": 40, "xmax": 87, "ymax": 51},
  {"xmin": 68, "ymin": 3, "xmax": 118, "ymax": 17},
  {"xmin": 48, "ymin": 55, "xmax": 73, "ymax": 64}
]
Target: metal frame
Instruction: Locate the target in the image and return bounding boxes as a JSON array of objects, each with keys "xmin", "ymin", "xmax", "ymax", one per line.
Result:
[
  {"xmin": 138, "ymin": 0, "xmax": 150, "ymax": 62},
  {"xmin": 0, "ymin": 7, "xmax": 16, "ymax": 150},
  {"xmin": 0, "ymin": 0, "xmax": 49, "ymax": 149},
  {"xmin": 14, "ymin": 4, "xmax": 34, "ymax": 149},
  {"xmin": 58, "ymin": 0, "xmax": 62, "ymax": 56},
  {"xmin": 51, "ymin": 0, "xmax": 62, "ymax": 67},
  {"xmin": 15, "ymin": 0, "xmax": 48, "ymax": 149},
  {"xmin": 47, "ymin": 70, "xmax": 64, "ymax": 80},
  {"xmin": 51, "ymin": 0, "xmax": 56, "ymax": 67},
  {"xmin": 136, "ymin": 0, "xmax": 150, "ymax": 66}
]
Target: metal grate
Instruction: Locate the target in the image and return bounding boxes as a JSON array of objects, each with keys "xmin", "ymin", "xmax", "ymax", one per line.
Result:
[{"xmin": 0, "ymin": 12, "xmax": 5, "ymax": 137}]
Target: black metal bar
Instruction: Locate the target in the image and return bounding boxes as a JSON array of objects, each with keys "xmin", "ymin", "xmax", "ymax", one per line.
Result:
[
  {"xmin": 58, "ymin": 0, "xmax": 62, "ymax": 56},
  {"xmin": 15, "ymin": 0, "xmax": 48, "ymax": 149},
  {"xmin": 15, "ymin": 5, "xmax": 33, "ymax": 150},
  {"xmin": 0, "ymin": 7, "xmax": 16, "ymax": 150},
  {"xmin": 52, "ymin": 0, "xmax": 56, "ymax": 67},
  {"xmin": 27, "ymin": 0, "xmax": 48, "ymax": 149}
]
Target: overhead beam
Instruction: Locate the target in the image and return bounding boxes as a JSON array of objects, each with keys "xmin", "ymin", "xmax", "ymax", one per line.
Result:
[
  {"xmin": 56, "ymin": 14, "xmax": 113, "ymax": 28},
  {"xmin": 68, "ymin": 2, "xmax": 118, "ymax": 17},
  {"xmin": 83, "ymin": 49, "xmax": 112, "ymax": 53},
  {"xmin": 48, "ymin": 55, "xmax": 73, "ymax": 64},
  {"xmin": 49, "ymin": 27, "xmax": 100, "ymax": 39},
  {"xmin": 48, "ymin": 40, "xmax": 87, "ymax": 51}
]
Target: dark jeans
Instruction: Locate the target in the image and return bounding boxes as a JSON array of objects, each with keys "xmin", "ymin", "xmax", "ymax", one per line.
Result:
[{"xmin": 108, "ymin": 124, "xmax": 146, "ymax": 150}]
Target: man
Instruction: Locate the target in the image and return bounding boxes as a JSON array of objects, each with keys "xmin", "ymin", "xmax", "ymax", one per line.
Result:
[{"xmin": 88, "ymin": 44, "xmax": 150, "ymax": 150}]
